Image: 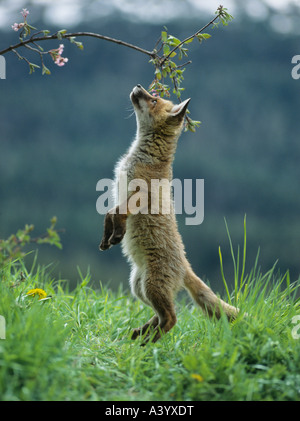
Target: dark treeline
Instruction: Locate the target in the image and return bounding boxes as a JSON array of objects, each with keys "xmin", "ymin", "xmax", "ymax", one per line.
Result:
[{"xmin": 1, "ymin": 13, "xmax": 299, "ymax": 291}]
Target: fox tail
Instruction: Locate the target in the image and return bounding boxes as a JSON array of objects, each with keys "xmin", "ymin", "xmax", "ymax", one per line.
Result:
[{"xmin": 184, "ymin": 269, "xmax": 239, "ymax": 320}]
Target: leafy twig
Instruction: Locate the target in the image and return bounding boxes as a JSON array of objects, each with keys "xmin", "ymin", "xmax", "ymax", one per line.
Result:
[
  {"xmin": 0, "ymin": 5, "xmax": 233, "ymax": 132},
  {"xmin": 0, "ymin": 217, "xmax": 64, "ymax": 266},
  {"xmin": 160, "ymin": 14, "xmax": 220, "ymax": 66}
]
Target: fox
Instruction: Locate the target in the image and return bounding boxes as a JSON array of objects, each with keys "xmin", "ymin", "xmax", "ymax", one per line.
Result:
[{"xmin": 99, "ymin": 84, "xmax": 239, "ymax": 344}]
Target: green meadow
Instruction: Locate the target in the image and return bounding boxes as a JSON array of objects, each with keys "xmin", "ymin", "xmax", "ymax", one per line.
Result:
[{"xmin": 1, "ymin": 221, "xmax": 299, "ymax": 401}]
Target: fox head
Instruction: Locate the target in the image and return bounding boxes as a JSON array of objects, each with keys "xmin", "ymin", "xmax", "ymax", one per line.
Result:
[{"xmin": 130, "ymin": 85, "xmax": 190, "ymax": 138}]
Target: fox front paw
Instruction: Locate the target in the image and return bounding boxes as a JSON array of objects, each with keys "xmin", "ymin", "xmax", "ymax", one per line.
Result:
[
  {"xmin": 108, "ymin": 226, "xmax": 126, "ymax": 246},
  {"xmin": 99, "ymin": 227, "xmax": 126, "ymax": 251},
  {"xmin": 99, "ymin": 239, "xmax": 111, "ymax": 251}
]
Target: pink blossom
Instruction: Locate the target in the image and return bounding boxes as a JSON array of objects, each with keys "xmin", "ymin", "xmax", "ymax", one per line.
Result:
[
  {"xmin": 54, "ymin": 56, "xmax": 69, "ymax": 67},
  {"xmin": 58, "ymin": 44, "xmax": 64, "ymax": 55},
  {"xmin": 150, "ymin": 90, "xmax": 159, "ymax": 97},
  {"xmin": 50, "ymin": 44, "xmax": 68, "ymax": 67},
  {"xmin": 21, "ymin": 8, "xmax": 29, "ymax": 19},
  {"xmin": 11, "ymin": 9, "xmax": 29, "ymax": 32},
  {"xmin": 11, "ymin": 22, "xmax": 24, "ymax": 31}
]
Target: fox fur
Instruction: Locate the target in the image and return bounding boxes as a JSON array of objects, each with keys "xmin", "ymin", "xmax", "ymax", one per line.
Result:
[{"xmin": 100, "ymin": 84, "xmax": 238, "ymax": 343}]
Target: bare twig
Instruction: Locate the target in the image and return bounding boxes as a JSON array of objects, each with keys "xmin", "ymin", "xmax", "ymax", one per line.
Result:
[
  {"xmin": 11, "ymin": 48, "xmax": 31, "ymax": 66},
  {"xmin": 176, "ymin": 60, "xmax": 192, "ymax": 69},
  {"xmin": 23, "ymin": 43, "xmax": 46, "ymax": 68}
]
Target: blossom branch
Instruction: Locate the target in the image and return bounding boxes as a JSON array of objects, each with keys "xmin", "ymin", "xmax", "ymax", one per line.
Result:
[
  {"xmin": 0, "ymin": 31, "xmax": 155, "ymax": 58},
  {"xmin": 0, "ymin": 6, "xmax": 233, "ymax": 132}
]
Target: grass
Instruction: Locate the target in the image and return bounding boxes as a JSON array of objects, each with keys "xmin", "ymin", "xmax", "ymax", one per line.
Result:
[{"xmin": 0, "ymin": 222, "xmax": 300, "ymax": 401}]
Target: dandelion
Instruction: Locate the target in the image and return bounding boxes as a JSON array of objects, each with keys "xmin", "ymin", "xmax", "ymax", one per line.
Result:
[
  {"xmin": 26, "ymin": 288, "xmax": 47, "ymax": 300},
  {"xmin": 191, "ymin": 373, "xmax": 204, "ymax": 382}
]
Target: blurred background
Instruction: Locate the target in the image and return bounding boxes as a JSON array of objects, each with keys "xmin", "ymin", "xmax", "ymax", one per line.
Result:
[{"xmin": 0, "ymin": 0, "xmax": 299, "ymax": 293}]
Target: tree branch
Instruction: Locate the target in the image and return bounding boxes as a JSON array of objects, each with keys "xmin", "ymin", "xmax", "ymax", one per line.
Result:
[
  {"xmin": 0, "ymin": 31, "xmax": 155, "ymax": 58},
  {"xmin": 0, "ymin": 5, "xmax": 233, "ymax": 132},
  {"xmin": 160, "ymin": 14, "xmax": 220, "ymax": 66}
]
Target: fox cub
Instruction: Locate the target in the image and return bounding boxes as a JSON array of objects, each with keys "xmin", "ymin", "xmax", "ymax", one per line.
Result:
[{"xmin": 100, "ymin": 84, "xmax": 238, "ymax": 343}]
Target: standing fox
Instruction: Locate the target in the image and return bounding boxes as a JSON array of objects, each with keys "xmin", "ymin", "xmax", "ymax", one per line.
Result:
[{"xmin": 99, "ymin": 84, "xmax": 238, "ymax": 343}]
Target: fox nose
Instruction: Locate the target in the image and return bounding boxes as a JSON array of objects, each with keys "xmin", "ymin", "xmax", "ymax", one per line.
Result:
[{"xmin": 137, "ymin": 84, "xmax": 142, "ymax": 88}]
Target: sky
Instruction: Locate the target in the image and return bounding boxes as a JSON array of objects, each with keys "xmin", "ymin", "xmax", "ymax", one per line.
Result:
[{"xmin": 0, "ymin": 0, "xmax": 300, "ymax": 30}]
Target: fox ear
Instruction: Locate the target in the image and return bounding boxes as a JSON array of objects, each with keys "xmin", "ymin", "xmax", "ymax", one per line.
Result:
[{"xmin": 169, "ymin": 98, "xmax": 191, "ymax": 119}]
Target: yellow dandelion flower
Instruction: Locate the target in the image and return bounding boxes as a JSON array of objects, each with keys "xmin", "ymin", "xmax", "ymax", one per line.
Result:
[
  {"xmin": 191, "ymin": 373, "xmax": 204, "ymax": 382},
  {"xmin": 26, "ymin": 288, "xmax": 47, "ymax": 300}
]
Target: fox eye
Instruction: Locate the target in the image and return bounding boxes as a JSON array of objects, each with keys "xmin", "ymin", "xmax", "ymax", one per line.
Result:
[{"xmin": 151, "ymin": 99, "xmax": 157, "ymax": 106}]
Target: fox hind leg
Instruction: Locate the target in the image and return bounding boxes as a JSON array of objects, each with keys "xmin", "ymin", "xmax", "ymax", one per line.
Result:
[
  {"xmin": 130, "ymin": 269, "xmax": 160, "ymax": 340},
  {"xmin": 131, "ymin": 315, "xmax": 159, "ymax": 340},
  {"xmin": 142, "ymin": 287, "xmax": 177, "ymax": 344}
]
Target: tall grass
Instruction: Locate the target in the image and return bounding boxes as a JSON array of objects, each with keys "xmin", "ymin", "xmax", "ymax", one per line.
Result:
[
  {"xmin": 0, "ymin": 222, "xmax": 299, "ymax": 401},
  {"xmin": 219, "ymin": 216, "xmax": 298, "ymax": 310}
]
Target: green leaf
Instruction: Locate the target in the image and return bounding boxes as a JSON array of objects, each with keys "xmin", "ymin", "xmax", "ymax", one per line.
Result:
[
  {"xmin": 163, "ymin": 44, "xmax": 170, "ymax": 55},
  {"xmin": 197, "ymin": 33, "xmax": 211, "ymax": 43},
  {"xmin": 26, "ymin": 24, "xmax": 37, "ymax": 30},
  {"xmin": 167, "ymin": 35, "xmax": 181, "ymax": 46},
  {"xmin": 161, "ymin": 31, "xmax": 167, "ymax": 42},
  {"xmin": 184, "ymin": 38, "xmax": 194, "ymax": 44},
  {"xmin": 25, "ymin": 224, "xmax": 34, "ymax": 232},
  {"xmin": 75, "ymin": 41, "xmax": 84, "ymax": 50},
  {"xmin": 155, "ymin": 68, "xmax": 162, "ymax": 80},
  {"xmin": 57, "ymin": 29, "xmax": 67, "ymax": 40},
  {"xmin": 29, "ymin": 63, "xmax": 40, "ymax": 74},
  {"xmin": 24, "ymin": 25, "xmax": 31, "ymax": 37},
  {"xmin": 50, "ymin": 216, "xmax": 57, "ymax": 228},
  {"xmin": 184, "ymin": 118, "xmax": 202, "ymax": 133},
  {"xmin": 162, "ymin": 68, "xmax": 168, "ymax": 78},
  {"xmin": 180, "ymin": 47, "xmax": 188, "ymax": 57},
  {"xmin": 42, "ymin": 65, "xmax": 51, "ymax": 76}
]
